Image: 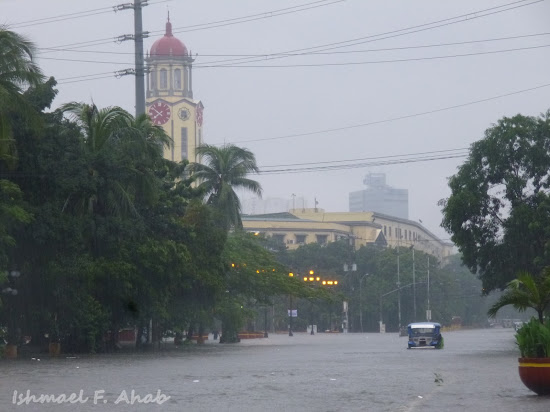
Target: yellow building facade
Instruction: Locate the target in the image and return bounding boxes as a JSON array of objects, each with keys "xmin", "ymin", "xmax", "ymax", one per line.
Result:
[
  {"xmin": 242, "ymin": 209, "xmax": 454, "ymax": 262},
  {"xmin": 146, "ymin": 16, "xmax": 204, "ymax": 163}
]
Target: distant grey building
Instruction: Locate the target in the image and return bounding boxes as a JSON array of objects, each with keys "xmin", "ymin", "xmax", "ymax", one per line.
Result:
[{"xmin": 349, "ymin": 173, "xmax": 408, "ymax": 219}]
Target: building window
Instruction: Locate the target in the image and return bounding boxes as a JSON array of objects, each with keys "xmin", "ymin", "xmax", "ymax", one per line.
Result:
[
  {"xmin": 160, "ymin": 69, "xmax": 168, "ymax": 89},
  {"xmin": 174, "ymin": 69, "xmax": 182, "ymax": 89},
  {"xmin": 389, "ymin": 227, "xmax": 392, "ymax": 237},
  {"xmin": 384, "ymin": 226, "xmax": 387, "ymax": 235},
  {"xmin": 150, "ymin": 71, "xmax": 156, "ymax": 89},
  {"xmin": 316, "ymin": 234, "xmax": 328, "ymax": 245},
  {"xmin": 296, "ymin": 234, "xmax": 306, "ymax": 244},
  {"xmin": 272, "ymin": 234, "xmax": 285, "ymax": 244},
  {"xmin": 181, "ymin": 127, "xmax": 188, "ymax": 160}
]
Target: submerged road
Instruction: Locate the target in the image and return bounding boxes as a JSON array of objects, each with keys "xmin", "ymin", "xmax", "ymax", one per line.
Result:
[{"xmin": 1, "ymin": 328, "xmax": 549, "ymax": 411}]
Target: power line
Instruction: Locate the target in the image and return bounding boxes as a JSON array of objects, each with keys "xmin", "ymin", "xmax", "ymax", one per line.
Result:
[
  {"xmin": 57, "ymin": 74, "xmax": 118, "ymax": 85},
  {"xmin": 10, "ymin": 6, "xmax": 114, "ymax": 28},
  {"xmin": 196, "ymin": 0, "xmax": 544, "ymax": 67},
  {"xmin": 168, "ymin": 0, "xmax": 345, "ymax": 36},
  {"xmin": 260, "ymin": 148, "xmax": 469, "ymax": 169},
  {"xmin": 226, "ymin": 81, "xmax": 550, "ymax": 145},
  {"xmin": 35, "ymin": 31, "xmax": 550, "ymax": 56},
  {"xmin": 194, "ymin": 43, "xmax": 550, "ymax": 69},
  {"xmin": 9, "ymin": 0, "xmax": 173, "ymax": 29},
  {"xmin": 36, "ymin": 41, "xmax": 550, "ymax": 68},
  {"xmin": 34, "ymin": 39, "xmax": 550, "ymax": 88},
  {"xmin": 56, "ymin": 71, "xmax": 116, "ymax": 81},
  {"xmin": 38, "ymin": 0, "xmax": 539, "ymax": 55},
  {"xmin": 38, "ymin": 0, "xmax": 343, "ymax": 52},
  {"xmin": 257, "ymin": 153, "xmax": 469, "ymax": 175}
]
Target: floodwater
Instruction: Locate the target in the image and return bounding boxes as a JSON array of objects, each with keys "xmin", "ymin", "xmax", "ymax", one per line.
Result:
[{"xmin": 1, "ymin": 328, "xmax": 549, "ymax": 411}]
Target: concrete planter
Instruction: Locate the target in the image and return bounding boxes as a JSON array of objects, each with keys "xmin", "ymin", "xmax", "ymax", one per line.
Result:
[{"xmin": 518, "ymin": 358, "xmax": 550, "ymax": 395}]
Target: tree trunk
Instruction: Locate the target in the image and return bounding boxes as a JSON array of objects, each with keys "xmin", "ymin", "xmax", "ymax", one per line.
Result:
[
  {"xmin": 219, "ymin": 321, "xmax": 240, "ymax": 343},
  {"xmin": 197, "ymin": 323, "xmax": 205, "ymax": 344}
]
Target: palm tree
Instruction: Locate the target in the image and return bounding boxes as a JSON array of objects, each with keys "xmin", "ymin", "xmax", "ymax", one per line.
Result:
[
  {"xmin": 0, "ymin": 27, "xmax": 44, "ymax": 167},
  {"xmin": 60, "ymin": 102, "xmax": 170, "ymax": 216},
  {"xmin": 488, "ymin": 270, "xmax": 550, "ymax": 324},
  {"xmin": 188, "ymin": 144, "xmax": 262, "ymax": 229}
]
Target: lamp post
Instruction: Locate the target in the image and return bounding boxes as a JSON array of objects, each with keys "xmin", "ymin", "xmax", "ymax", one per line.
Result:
[
  {"xmin": 359, "ymin": 273, "xmax": 371, "ymax": 333},
  {"xmin": 303, "ymin": 271, "xmax": 319, "ymax": 335},
  {"xmin": 343, "ymin": 263, "xmax": 356, "ymax": 333},
  {"xmin": 411, "ymin": 245, "xmax": 417, "ymax": 321},
  {"xmin": 264, "ymin": 302, "xmax": 269, "ymax": 338},
  {"xmin": 288, "ymin": 272, "xmax": 294, "ymax": 336},
  {"xmin": 427, "ymin": 256, "xmax": 431, "ymax": 321},
  {"xmin": 397, "ymin": 229, "xmax": 402, "ymax": 335}
]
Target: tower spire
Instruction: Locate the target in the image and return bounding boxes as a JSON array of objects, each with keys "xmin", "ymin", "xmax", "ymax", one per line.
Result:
[{"xmin": 165, "ymin": 11, "xmax": 172, "ymax": 36}]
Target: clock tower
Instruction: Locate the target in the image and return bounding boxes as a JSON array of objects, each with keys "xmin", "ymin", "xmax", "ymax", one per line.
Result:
[{"xmin": 146, "ymin": 14, "xmax": 204, "ymax": 163}]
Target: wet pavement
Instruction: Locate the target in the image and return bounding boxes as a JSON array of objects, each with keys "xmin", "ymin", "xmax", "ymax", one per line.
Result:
[{"xmin": 1, "ymin": 328, "xmax": 549, "ymax": 411}]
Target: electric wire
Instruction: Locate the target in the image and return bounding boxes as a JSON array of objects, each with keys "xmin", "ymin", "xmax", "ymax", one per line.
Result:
[
  {"xmin": 58, "ymin": 74, "xmax": 118, "ymax": 85},
  {"xmin": 194, "ymin": 0, "xmax": 544, "ymax": 67},
  {"xmin": 168, "ymin": 0, "xmax": 345, "ymax": 36},
  {"xmin": 227, "ymin": 81, "xmax": 550, "ymax": 145},
  {"xmin": 35, "ymin": 31, "xmax": 550, "ymax": 56},
  {"xmin": 38, "ymin": 0, "xmax": 344, "ymax": 52},
  {"xmin": 257, "ymin": 153, "xmax": 468, "ymax": 175},
  {"xmin": 9, "ymin": 0, "xmax": 173, "ymax": 29},
  {"xmin": 35, "ymin": 41, "xmax": 550, "ymax": 67},
  {"xmin": 38, "ymin": 0, "xmax": 540, "ymax": 55},
  {"xmin": 194, "ymin": 43, "xmax": 550, "ymax": 69},
  {"xmin": 260, "ymin": 148, "xmax": 469, "ymax": 169}
]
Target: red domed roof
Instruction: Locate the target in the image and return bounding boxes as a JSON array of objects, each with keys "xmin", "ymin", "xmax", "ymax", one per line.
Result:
[{"xmin": 150, "ymin": 17, "xmax": 188, "ymax": 58}]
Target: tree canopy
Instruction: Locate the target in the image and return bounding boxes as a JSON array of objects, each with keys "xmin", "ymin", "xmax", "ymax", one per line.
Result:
[
  {"xmin": 188, "ymin": 144, "xmax": 262, "ymax": 230},
  {"xmin": 441, "ymin": 111, "xmax": 550, "ymax": 292}
]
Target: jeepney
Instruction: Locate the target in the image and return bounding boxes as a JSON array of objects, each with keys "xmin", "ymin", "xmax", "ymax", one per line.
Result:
[{"xmin": 407, "ymin": 322, "xmax": 443, "ymax": 349}]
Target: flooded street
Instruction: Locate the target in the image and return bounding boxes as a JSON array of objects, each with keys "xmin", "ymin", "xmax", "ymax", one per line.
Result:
[{"xmin": 1, "ymin": 328, "xmax": 549, "ymax": 411}]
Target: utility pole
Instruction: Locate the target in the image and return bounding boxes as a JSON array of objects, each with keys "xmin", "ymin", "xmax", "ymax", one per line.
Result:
[
  {"xmin": 397, "ymin": 227, "xmax": 401, "ymax": 334},
  {"xmin": 412, "ymin": 246, "xmax": 416, "ymax": 321},
  {"xmin": 427, "ymin": 256, "xmax": 431, "ymax": 321},
  {"xmin": 116, "ymin": 1, "xmax": 149, "ymax": 117}
]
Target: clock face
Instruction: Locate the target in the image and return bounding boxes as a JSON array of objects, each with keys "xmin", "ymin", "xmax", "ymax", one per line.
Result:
[
  {"xmin": 148, "ymin": 101, "xmax": 171, "ymax": 125},
  {"xmin": 178, "ymin": 107, "xmax": 190, "ymax": 121}
]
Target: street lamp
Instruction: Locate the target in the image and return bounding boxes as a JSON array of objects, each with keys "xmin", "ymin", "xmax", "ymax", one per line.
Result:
[
  {"xmin": 288, "ymin": 272, "xmax": 294, "ymax": 336},
  {"xmin": 359, "ymin": 273, "xmax": 371, "ymax": 333},
  {"xmin": 303, "ymin": 270, "xmax": 319, "ymax": 335}
]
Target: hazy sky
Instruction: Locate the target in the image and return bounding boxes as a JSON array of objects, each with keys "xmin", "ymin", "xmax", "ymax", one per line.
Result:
[{"xmin": 3, "ymin": 0, "xmax": 550, "ymax": 239}]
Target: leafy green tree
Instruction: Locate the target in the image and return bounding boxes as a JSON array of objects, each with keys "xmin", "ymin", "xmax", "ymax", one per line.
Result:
[
  {"xmin": 441, "ymin": 111, "xmax": 550, "ymax": 292},
  {"xmin": 488, "ymin": 270, "xmax": 550, "ymax": 324},
  {"xmin": 219, "ymin": 232, "xmax": 318, "ymax": 341},
  {"xmin": 0, "ymin": 180, "xmax": 32, "ymax": 269},
  {"xmin": 0, "ymin": 27, "xmax": 43, "ymax": 168},
  {"xmin": 188, "ymin": 144, "xmax": 262, "ymax": 229},
  {"xmin": 60, "ymin": 102, "xmax": 167, "ymax": 215}
]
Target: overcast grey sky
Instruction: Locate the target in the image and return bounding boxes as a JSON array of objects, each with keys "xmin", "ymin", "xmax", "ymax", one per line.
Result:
[{"xmin": 3, "ymin": 0, "xmax": 550, "ymax": 239}]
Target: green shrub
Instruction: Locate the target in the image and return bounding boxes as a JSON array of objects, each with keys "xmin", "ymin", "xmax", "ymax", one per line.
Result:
[{"xmin": 515, "ymin": 318, "xmax": 550, "ymax": 358}]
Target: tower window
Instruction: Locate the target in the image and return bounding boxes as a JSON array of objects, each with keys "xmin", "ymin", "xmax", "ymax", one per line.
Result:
[
  {"xmin": 181, "ymin": 127, "xmax": 188, "ymax": 160},
  {"xmin": 174, "ymin": 69, "xmax": 182, "ymax": 89},
  {"xmin": 160, "ymin": 69, "xmax": 168, "ymax": 89}
]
